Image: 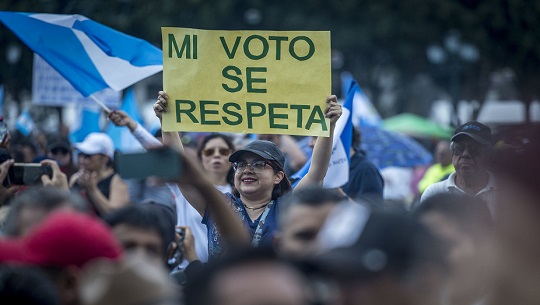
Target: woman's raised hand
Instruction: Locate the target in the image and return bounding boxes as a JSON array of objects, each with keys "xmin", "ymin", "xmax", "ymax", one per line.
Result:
[{"xmin": 153, "ymin": 91, "xmax": 169, "ymax": 122}]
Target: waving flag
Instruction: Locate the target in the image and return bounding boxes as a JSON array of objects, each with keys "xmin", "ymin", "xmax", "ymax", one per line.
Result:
[
  {"xmin": 69, "ymin": 105, "xmax": 101, "ymax": 143},
  {"xmin": 0, "ymin": 12, "xmax": 162, "ymax": 98},
  {"xmin": 292, "ymin": 82, "xmax": 354, "ymax": 188},
  {"xmin": 15, "ymin": 109, "xmax": 36, "ymax": 136},
  {"xmin": 105, "ymin": 88, "xmax": 144, "ymax": 152}
]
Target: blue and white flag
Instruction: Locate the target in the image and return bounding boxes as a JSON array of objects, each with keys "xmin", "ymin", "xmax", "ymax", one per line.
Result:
[
  {"xmin": 105, "ymin": 88, "xmax": 144, "ymax": 152},
  {"xmin": 0, "ymin": 12, "xmax": 162, "ymax": 97},
  {"xmin": 341, "ymin": 72, "xmax": 382, "ymax": 128},
  {"xmin": 15, "ymin": 109, "xmax": 36, "ymax": 136},
  {"xmin": 291, "ymin": 83, "xmax": 354, "ymax": 188},
  {"xmin": 69, "ymin": 106, "xmax": 101, "ymax": 143}
]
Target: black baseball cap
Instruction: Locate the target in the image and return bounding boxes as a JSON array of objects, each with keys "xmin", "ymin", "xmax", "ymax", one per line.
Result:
[
  {"xmin": 229, "ymin": 140, "xmax": 285, "ymax": 168},
  {"xmin": 315, "ymin": 206, "xmax": 446, "ymax": 279},
  {"xmin": 451, "ymin": 121, "xmax": 492, "ymax": 146},
  {"xmin": 47, "ymin": 139, "xmax": 71, "ymax": 152}
]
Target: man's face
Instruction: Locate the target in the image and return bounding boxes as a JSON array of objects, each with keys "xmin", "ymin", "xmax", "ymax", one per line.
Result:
[
  {"xmin": 435, "ymin": 141, "xmax": 452, "ymax": 167},
  {"xmin": 451, "ymin": 137, "xmax": 489, "ymax": 177},
  {"xmin": 279, "ymin": 202, "xmax": 336, "ymax": 258},
  {"xmin": 112, "ymin": 224, "xmax": 164, "ymax": 265}
]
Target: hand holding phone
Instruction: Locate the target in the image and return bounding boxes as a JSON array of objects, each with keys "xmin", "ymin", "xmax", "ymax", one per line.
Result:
[{"xmin": 115, "ymin": 147, "xmax": 182, "ymax": 181}]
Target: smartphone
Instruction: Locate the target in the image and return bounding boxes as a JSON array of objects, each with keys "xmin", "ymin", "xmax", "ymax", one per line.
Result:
[
  {"xmin": 115, "ymin": 147, "xmax": 182, "ymax": 180},
  {"xmin": 7, "ymin": 163, "xmax": 53, "ymax": 186}
]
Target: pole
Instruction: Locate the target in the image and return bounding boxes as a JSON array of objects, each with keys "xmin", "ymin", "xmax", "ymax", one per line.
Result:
[{"xmin": 89, "ymin": 94, "xmax": 112, "ymax": 113}]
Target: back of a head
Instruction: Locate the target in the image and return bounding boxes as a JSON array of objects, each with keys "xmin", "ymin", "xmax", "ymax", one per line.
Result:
[
  {"xmin": 3, "ymin": 187, "xmax": 88, "ymax": 237},
  {"xmin": 103, "ymin": 203, "xmax": 176, "ymax": 261},
  {"xmin": 415, "ymin": 193, "xmax": 493, "ymax": 241},
  {"xmin": 0, "ymin": 265, "xmax": 60, "ymax": 305},
  {"xmin": 185, "ymin": 247, "xmax": 309, "ymax": 305},
  {"xmin": 280, "ymin": 186, "xmax": 346, "ymax": 226}
]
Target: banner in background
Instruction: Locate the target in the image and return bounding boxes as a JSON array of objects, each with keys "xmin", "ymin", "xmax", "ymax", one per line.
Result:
[
  {"xmin": 32, "ymin": 54, "xmax": 121, "ymax": 107},
  {"xmin": 162, "ymin": 28, "xmax": 331, "ymax": 136}
]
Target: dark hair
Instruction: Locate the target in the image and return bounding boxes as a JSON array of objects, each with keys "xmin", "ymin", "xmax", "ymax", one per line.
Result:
[
  {"xmin": 0, "ymin": 265, "xmax": 60, "ymax": 305},
  {"xmin": 279, "ymin": 186, "xmax": 346, "ymax": 226},
  {"xmin": 231, "ymin": 160, "xmax": 292, "ymax": 200},
  {"xmin": 3, "ymin": 187, "xmax": 88, "ymax": 237},
  {"xmin": 185, "ymin": 247, "xmax": 304, "ymax": 305},
  {"xmin": 414, "ymin": 193, "xmax": 492, "ymax": 242},
  {"xmin": 103, "ymin": 203, "xmax": 176, "ymax": 262},
  {"xmin": 197, "ymin": 133, "xmax": 235, "ymax": 187}
]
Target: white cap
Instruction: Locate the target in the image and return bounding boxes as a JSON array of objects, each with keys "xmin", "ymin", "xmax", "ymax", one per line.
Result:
[{"xmin": 75, "ymin": 133, "xmax": 115, "ymax": 159}]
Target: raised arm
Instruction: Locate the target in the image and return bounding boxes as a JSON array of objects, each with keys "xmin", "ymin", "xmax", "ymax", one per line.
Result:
[
  {"xmin": 295, "ymin": 95, "xmax": 342, "ymax": 190},
  {"xmin": 153, "ymin": 91, "xmax": 207, "ymax": 215},
  {"xmin": 108, "ymin": 110, "xmax": 162, "ymax": 148},
  {"xmin": 177, "ymin": 149, "xmax": 249, "ymax": 246}
]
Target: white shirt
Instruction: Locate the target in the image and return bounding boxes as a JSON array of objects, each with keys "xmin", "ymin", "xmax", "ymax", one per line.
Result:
[{"xmin": 421, "ymin": 171, "xmax": 496, "ymax": 217}]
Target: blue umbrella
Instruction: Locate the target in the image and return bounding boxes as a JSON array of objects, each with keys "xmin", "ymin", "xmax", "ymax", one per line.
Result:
[{"xmin": 359, "ymin": 126, "xmax": 432, "ymax": 169}]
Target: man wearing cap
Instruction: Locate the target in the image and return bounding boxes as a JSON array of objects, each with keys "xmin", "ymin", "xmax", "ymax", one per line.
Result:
[{"xmin": 421, "ymin": 121, "xmax": 496, "ymax": 216}]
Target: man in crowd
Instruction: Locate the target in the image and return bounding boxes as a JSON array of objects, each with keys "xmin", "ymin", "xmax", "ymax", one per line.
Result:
[
  {"xmin": 417, "ymin": 140, "xmax": 454, "ymax": 194},
  {"xmin": 275, "ymin": 185, "xmax": 346, "ymax": 258},
  {"xmin": 421, "ymin": 121, "xmax": 496, "ymax": 216},
  {"xmin": 416, "ymin": 193, "xmax": 494, "ymax": 305}
]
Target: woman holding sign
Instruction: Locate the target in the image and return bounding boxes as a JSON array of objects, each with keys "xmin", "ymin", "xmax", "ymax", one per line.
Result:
[{"xmin": 154, "ymin": 91, "xmax": 342, "ymax": 258}]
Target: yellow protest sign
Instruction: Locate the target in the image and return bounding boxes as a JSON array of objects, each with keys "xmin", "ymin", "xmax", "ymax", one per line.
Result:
[{"xmin": 161, "ymin": 28, "xmax": 331, "ymax": 136}]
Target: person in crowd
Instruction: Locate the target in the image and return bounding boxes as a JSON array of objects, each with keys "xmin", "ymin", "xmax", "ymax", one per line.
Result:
[
  {"xmin": 78, "ymin": 255, "xmax": 179, "ymax": 305},
  {"xmin": 108, "ymin": 111, "xmax": 237, "ymax": 263},
  {"xmin": 275, "ymin": 185, "xmax": 346, "ymax": 258},
  {"xmin": 417, "ymin": 140, "xmax": 454, "ymax": 194},
  {"xmin": 46, "ymin": 139, "xmax": 77, "ymax": 180},
  {"xmin": 316, "ymin": 205, "xmax": 449, "ymax": 305},
  {"xmin": 258, "ymin": 133, "xmax": 308, "ymax": 176},
  {"xmin": 488, "ymin": 125, "xmax": 540, "ymax": 305},
  {"xmin": 2, "ymin": 186, "xmax": 87, "ymax": 237},
  {"xmin": 0, "ymin": 265, "xmax": 60, "ymax": 305},
  {"xmin": 69, "ymin": 132, "xmax": 129, "ymax": 216},
  {"xmin": 415, "ymin": 193, "xmax": 494, "ymax": 305},
  {"xmin": 184, "ymin": 248, "xmax": 312, "ymax": 305},
  {"xmin": 103, "ymin": 203, "xmax": 177, "ymax": 267},
  {"xmin": 341, "ymin": 126, "xmax": 384, "ymax": 203},
  {"xmin": 0, "ymin": 211, "xmax": 123, "ymax": 305},
  {"xmin": 421, "ymin": 121, "xmax": 496, "ymax": 216},
  {"xmin": 154, "ymin": 91, "xmax": 342, "ymax": 258}
]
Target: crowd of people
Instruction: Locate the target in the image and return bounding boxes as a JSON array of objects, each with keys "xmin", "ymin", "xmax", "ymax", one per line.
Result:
[{"xmin": 0, "ymin": 90, "xmax": 539, "ymax": 305}]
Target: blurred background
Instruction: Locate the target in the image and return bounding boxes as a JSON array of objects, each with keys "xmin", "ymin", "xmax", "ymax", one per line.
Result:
[{"xmin": 0, "ymin": 0, "xmax": 539, "ymax": 133}]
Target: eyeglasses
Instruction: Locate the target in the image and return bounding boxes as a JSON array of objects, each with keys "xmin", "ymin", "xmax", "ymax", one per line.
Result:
[
  {"xmin": 232, "ymin": 161, "xmax": 274, "ymax": 173},
  {"xmin": 202, "ymin": 147, "xmax": 231, "ymax": 157},
  {"xmin": 451, "ymin": 142, "xmax": 486, "ymax": 157}
]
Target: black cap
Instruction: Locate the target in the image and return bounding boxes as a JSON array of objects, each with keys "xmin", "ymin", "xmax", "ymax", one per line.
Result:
[
  {"xmin": 451, "ymin": 121, "xmax": 492, "ymax": 146},
  {"xmin": 315, "ymin": 207, "xmax": 445, "ymax": 279},
  {"xmin": 47, "ymin": 140, "xmax": 71, "ymax": 152},
  {"xmin": 229, "ymin": 140, "xmax": 285, "ymax": 168}
]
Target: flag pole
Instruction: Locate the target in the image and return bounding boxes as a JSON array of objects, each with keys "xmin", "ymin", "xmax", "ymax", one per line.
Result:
[{"xmin": 89, "ymin": 94, "xmax": 112, "ymax": 113}]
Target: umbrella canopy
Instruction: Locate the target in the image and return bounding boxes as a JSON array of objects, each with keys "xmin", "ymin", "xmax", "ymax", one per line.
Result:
[
  {"xmin": 359, "ymin": 125, "xmax": 432, "ymax": 169},
  {"xmin": 0, "ymin": 12, "xmax": 162, "ymax": 97},
  {"xmin": 383, "ymin": 113, "xmax": 453, "ymax": 139}
]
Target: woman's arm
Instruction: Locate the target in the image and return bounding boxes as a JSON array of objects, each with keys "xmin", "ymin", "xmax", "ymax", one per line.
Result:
[
  {"xmin": 295, "ymin": 95, "xmax": 342, "ymax": 190},
  {"xmin": 108, "ymin": 110, "xmax": 162, "ymax": 148},
  {"xmin": 154, "ymin": 91, "xmax": 206, "ymax": 215},
  {"xmin": 82, "ymin": 172, "xmax": 130, "ymax": 214}
]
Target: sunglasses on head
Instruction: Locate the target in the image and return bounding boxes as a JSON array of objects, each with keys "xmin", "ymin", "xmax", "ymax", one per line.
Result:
[
  {"xmin": 451, "ymin": 142, "xmax": 486, "ymax": 157},
  {"xmin": 202, "ymin": 147, "xmax": 231, "ymax": 157}
]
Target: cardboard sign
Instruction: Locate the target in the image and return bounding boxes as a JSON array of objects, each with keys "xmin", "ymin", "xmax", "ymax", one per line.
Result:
[{"xmin": 162, "ymin": 28, "xmax": 331, "ymax": 136}]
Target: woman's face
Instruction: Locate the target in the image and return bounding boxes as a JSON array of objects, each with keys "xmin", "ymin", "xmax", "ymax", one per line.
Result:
[
  {"xmin": 233, "ymin": 152, "xmax": 284, "ymax": 199},
  {"xmin": 201, "ymin": 138, "xmax": 233, "ymax": 177},
  {"xmin": 78, "ymin": 153, "xmax": 107, "ymax": 172}
]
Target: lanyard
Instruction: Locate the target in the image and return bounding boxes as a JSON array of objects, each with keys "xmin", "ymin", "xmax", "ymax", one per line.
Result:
[{"xmin": 251, "ymin": 200, "xmax": 274, "ymax": 247}]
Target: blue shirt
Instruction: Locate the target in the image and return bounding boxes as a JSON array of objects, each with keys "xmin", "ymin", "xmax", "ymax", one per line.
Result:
[{"xmin": 202, "ymin": 193, "xmax": 282, "ymax": 259}]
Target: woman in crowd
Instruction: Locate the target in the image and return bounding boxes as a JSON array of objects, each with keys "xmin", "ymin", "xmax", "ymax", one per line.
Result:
[
  {"xmin": 69, "ymin": 132, "xmax": 129, "ymax": 216},
  {"xmin": 154, "ymin": 91, "xmax": 342, "ymax": 258},
  {"xmin": 196, "ymin": 133, "xmax": 235, "ymax": 193}
]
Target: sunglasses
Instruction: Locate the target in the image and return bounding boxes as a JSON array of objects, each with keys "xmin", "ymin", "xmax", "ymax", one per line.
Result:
[
  {"xmin": 232, "ymin": 160, "xmax": 274, "ymax": 173},
  {"xmin": 451, "ymin": 142, "xmax": 486, "ymax": 157},
  {"xmin": 78, "ymin": 152, "xmax": 98, "ymax": 159},
  {"xmin": 202, "ymin": 147, "xmax": 231, "ymax": 157}
]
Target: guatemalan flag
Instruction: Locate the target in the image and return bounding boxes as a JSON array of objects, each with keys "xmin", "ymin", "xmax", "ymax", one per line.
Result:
[
  {"xmin": 0, "ymin": 12, "xmax": 162, "ymax": 97},
  {"xmin": 105, "ymin": 88, "xmax": 144, "ymax": 152},
  {"xmin": 291, "ymin": 82, "xmax": 355, "ymax": 188}
]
